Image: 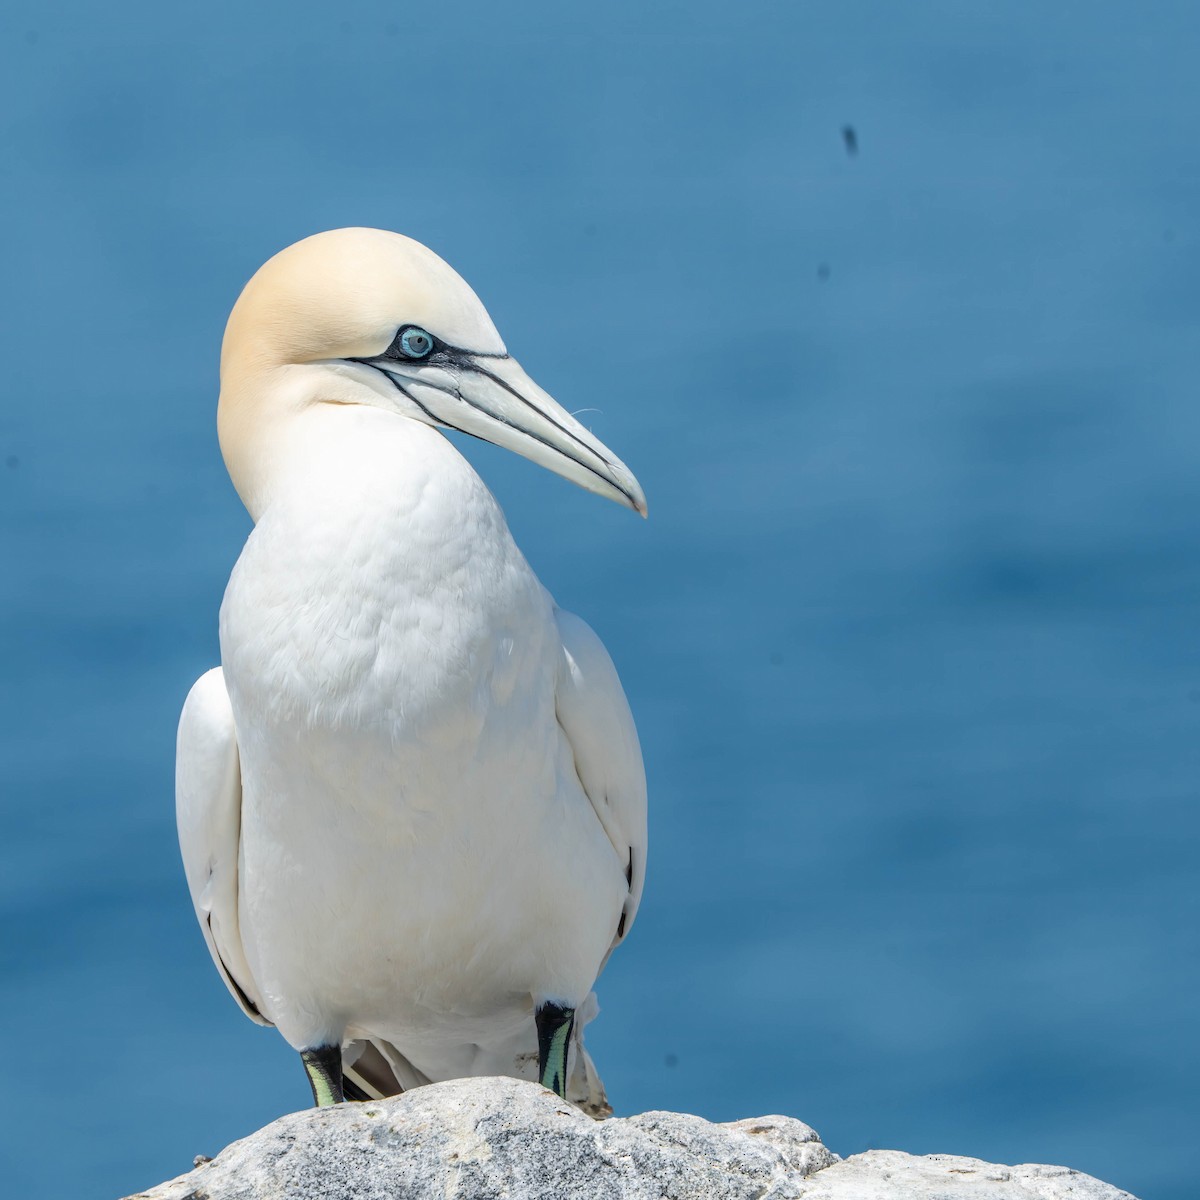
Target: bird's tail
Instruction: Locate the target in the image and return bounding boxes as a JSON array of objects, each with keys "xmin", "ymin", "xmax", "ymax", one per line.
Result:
[
  {"xmin": 342, "ymin": 992, "xmax": 611, "ymax": 1118},
  {"xmin": 342, "ymin": 1039, "xmax": 429, "ymax": 1100},
  {"xmin": 566, "ymin": 1035, "xmax": 612, "ymax": 1119}
]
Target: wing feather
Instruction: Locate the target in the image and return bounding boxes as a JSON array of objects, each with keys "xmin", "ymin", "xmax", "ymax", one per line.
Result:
[
  {"xmin": 175, "ymin": 667, "xmax": 271, "ymax": 1026},
  {"xmin": 554, "ymin": 609, "xmax": 647, "ymax": 960}
]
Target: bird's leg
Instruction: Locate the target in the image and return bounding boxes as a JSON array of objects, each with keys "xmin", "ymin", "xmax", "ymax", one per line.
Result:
[
  {"xmin": 535, "ymin": 1001, "xmax": 576, "ymax": 1098},
  {"xmin": 300, "ymin": 1044, "xmax": 345, "ymax": 1107}
]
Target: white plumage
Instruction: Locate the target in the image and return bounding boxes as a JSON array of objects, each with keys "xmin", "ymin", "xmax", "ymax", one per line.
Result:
[{"xmin": 176, "ymin": 229, "xmax": 646, "ymax": 1114}]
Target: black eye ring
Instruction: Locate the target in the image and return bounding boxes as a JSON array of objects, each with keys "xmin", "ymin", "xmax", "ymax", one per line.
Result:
[{"xmin": 396, "ymin": 325, "xmax": 435, "ymax": 360}]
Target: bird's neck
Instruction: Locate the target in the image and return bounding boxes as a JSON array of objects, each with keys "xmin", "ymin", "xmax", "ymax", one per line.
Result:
[
  {"xmin": 224, "ymin": 392, "xmax": 488, "ymax": 536},
  {"xmin": 218, "ymin": 366, "xmax": 311, "ymax": 522}
]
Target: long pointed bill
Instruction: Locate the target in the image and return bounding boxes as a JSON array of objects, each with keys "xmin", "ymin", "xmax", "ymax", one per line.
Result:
[{"xmin": 370, "ymin": 353, "xmax": 647, "ymax": 516}]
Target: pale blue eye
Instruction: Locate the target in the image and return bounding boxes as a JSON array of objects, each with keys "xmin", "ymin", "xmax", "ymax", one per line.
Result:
[{"xmin": 399, "ymin": 327, "xmax": 434, "ymax": 358}]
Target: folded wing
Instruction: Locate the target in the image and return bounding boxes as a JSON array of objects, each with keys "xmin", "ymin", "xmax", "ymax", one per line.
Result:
[
  {"xmin": 176, "ymin": 667, "xmax": 271, "ymax": 1026},
  {"xmin": 554, "ymin": 608, "xmax": 648, "ymax": 967}
]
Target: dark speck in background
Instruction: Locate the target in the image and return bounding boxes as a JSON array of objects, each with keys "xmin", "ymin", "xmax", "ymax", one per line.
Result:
[
  {"xmin": 5, "ymin": 454, "xmax": 18, "ymax": 469},
  {"xmin": 842, "ymin": 124, "xmax": 858, "ymax": 156},
  {"xmin": 769, "ymin": 652, "xmax": 784, "ymax": 666},
  {"xmin": 817, "ymin": 263, "xmax": 831, "ymax": 281},
  {"xmin": 665, "ymin": 1054, "xmax": 679, "ymax": 1068}
]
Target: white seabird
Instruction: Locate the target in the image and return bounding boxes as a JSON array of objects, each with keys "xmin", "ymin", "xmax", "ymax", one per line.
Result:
[{"xmin": 175, "ymin": 228, "xmax": 647, "ymax": 1114}]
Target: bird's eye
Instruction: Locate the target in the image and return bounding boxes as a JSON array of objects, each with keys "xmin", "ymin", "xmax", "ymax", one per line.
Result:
[{"xmin": 398, "ymin": 327, "xmax": 435, "ymax": 359}]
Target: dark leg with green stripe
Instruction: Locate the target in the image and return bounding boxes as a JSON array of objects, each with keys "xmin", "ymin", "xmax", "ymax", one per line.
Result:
[
  {"xmin": 300, "ymin": 1044, "xmax": 345, "ymax": 1107},
  {"xmin": 535, "ymin": 1002, "xmax": 575, "ymax": 1098}
]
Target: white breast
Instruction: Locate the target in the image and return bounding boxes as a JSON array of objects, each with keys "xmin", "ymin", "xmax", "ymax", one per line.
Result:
[{"xmin": 218, "ymin": 407, "xmax": 626, "ymax": 1055}]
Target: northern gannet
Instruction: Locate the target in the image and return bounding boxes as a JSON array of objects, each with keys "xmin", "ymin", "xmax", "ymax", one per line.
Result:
[{"xmin": 175, "ymin": 228, "xmax": 647, "ymax": 1115}]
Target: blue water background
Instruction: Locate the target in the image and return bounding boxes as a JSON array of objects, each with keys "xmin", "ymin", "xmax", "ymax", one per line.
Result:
[{"xmin": 2, "ymin": 3, "xmax": 1197, "ymax": 1196}]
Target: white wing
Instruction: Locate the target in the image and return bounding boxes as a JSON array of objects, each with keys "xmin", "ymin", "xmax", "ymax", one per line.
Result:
[
  {"xmin": 176, "ymin": 667, "xmax": 271, "ymax": 1026},
  {"xmin": 554, "ymin": 609, "xmax": 648, "ymax": 961}
]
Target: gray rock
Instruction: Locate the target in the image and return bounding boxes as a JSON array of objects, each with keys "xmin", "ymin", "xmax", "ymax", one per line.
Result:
[
  {"xmin": 793, "ymin": 1150, "xmax": 1135, "ymax": 1199},
  {"xmin": 123, "ymin": 1076, "xmax": 1137, "ymax": 1200}
]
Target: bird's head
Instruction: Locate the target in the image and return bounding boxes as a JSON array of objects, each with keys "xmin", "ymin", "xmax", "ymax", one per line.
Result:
[{"xmin": 218, "ymin": 227, "xmax": 645, "ymax": 520}]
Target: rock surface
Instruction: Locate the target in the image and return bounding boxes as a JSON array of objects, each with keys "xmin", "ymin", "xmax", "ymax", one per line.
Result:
[{"xmin": 124, "ymin": 1076, "xmax": 1137, "ymax": 1200}]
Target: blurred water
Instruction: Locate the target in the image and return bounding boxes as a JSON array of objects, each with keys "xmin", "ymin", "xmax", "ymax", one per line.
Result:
[{"xmin": 2, "ymin": 3, "xmax": 1197, "ymax": 1196}]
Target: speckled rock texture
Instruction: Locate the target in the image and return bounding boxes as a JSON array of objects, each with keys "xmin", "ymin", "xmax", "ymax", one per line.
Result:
[{"xmin": 123, "ymin": 1076, "xmax": 1137, "ymax": 1200}]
